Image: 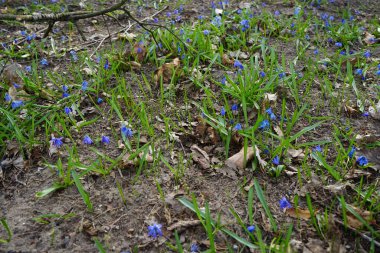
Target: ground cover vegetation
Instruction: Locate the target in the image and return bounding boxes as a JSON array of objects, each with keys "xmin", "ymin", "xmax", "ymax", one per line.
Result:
[{"xmin": 0, "ymin": 0, "xmax": 379, "ymax": 252}]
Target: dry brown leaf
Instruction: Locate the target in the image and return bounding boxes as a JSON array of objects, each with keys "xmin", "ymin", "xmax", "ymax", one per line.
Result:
[
  {"xmin": 154, "ymin": 57, "xmax": 181, "ymax": 84},
  {"xmin": 363, "ymin": 32, "xmax": 376, "ymax": 45},
  {"xmin": 343, "ymin": 104, "xmax": 360, "ymax": 117},
  {"xmin": 1, "ymin": 63, "xmax": 24, "ymax": 86},
  {"xmin": 286, "ymin": 207, "xmax": 312, "ymax": 220},
  {"xmin": 264, "ymin": 93, "xmax": 277, "ymax": 102},
  {"xmin": 287, "ymin": 149, "xmax": 304, "ymax": 158},
  {"xmin": 222, "ymin": 53, "xmax": 233, "ymax": 66},
  {"xmin": 273, "ymin": 125, "xmax": 283, "ymax": 137},
  {"xmin": 225, "ymin": 146, "xmax": 255, "ymax": 170},
  {"xmin": 254, "ymin": 145, "xmax": 267, "ymax": 169},
  {"xmin": 167, "ymin": 220, "xmax": 201, "ymax": 231},
  {"xmin": 346, "ymin": 204, "xmax": 374, "ymax": 229}
]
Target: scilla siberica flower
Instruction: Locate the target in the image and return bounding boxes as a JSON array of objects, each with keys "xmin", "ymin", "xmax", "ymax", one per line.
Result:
[
  {"xmin": 40, "ymin": 58, "xmax": 48, "ymax": 67},
  {"xmin": 258, "ymin": 119, "xmax": 270, "ymax": 131},
  {"xmin": 51, "ymin": 137, "xmax": 64, "ymax": 148},
  {"xmin": 279, "ymin": 197, "xmax": 292, "ymax": 210},
  {"xmin": 190, "ymin": 243, "xmax": 199, "ymax": 252},
  {"xmin": 221, "ymin": 107, "xmax": 226, "ymax": 116},
  {"xmin": 231, "ymin": 104, "xmax": 238, "ymax": 111},
  {"xmin": 64, "ymin": 107, "xmax": 72, "ymax": 115},
  {"xmin": 234, "ymin": 60, "xmax": 244, "ymax": 70},
  {"xmin": 147, "ymin": 223, "xmax": 163, "ymax": 238},
  {"xmin": 5, "ymin": 93, "xmax": 11, "ymax": 102},
  {"xmin": 240, "ymin": 20, "xmax": 250, "ymax": 32},
  {"xmin": 247, "ymin": 225, "xmax": 255, "ymax": 233},
  {"xmin": 272, "ymin": 155, "xmax": 280, "ymax": 165},
  {"xmin": 234, "ymin": 123, "xmax": 242, "ymax": 131},
  {"xmin": 313, "ymin": 145, "xmax": 322, "ymax": 152},
  {"xmin": 203, "ymin": 30, "xmax": 210, "ymax": 35},
  {"xmin": 211, "ymin": 16, "xmax": 222, "ymax": 27},
  {"xmin": 121, "ymin": 126, "xmax": 133, "ymax": 138},
  {"xmin": 11, "ymin": 100, "xmax": 24, "ymax": 109},
  {"xmin": 348, "ymin": 146, "xmax": 356, "ymax": 158},
  {"xmin": 259, "ymin": 71, "xmax": 266, "ymax": 78},
  {"xmin": 356, "ymin": 156, "xmax": 368, "ymax": 166},
  {"xmin": 83, "ymin": 135, "xmax": 93, "ymax": 145},
  {"xmin": 81, "ymin": 81, "xmax": 88, "ymax": 91},
  {"xmin": 101, "ymin": 136, "xmax": 110, "ymax": 145}
]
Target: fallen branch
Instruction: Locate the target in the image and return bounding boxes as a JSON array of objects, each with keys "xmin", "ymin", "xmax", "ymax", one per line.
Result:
[{"xmin": 0, "ymin": 0, "xmax": 128, "ymax": 38}]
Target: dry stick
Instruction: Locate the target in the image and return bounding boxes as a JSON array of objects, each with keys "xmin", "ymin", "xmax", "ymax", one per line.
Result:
[{"xmin": 0, "ymin": 0, "xmax": 129, "ymax": 37}]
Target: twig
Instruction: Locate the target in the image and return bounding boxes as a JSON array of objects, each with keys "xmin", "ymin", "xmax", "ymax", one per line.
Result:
[{"xmin": 0, "ymin": 0, "xmax": 129, "ymax": 38}]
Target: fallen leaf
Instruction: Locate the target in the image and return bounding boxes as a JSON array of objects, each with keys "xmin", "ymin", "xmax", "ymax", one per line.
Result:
[
  {"xmin": 154, "ymin": 57, "xmax": 181, "ymax": 84},
  {"xmin": 225, "ymin": 146, "xmax": 254, "ymax": 170},
  {"xmin": 363, "ymin": 32, "xmax": 376, "ymax": 45},
  {"xmin": 254, "ymin": 145, "xmax": 267, "ymax": 169},
  {"xmin": 238, "ymin": 2, "xmax": 252, "ymax": 9},
  {"xmin": 368, "ymin": 100, "xmax": 380, "ymax": 120},
  {"xmin": 343, "ymin": 104, "xmax": 360, "ymax": 117},
  {"xmin": 345, "ymin": 204, "xmax": 374, "ymax": 229},
  {"xmin": 222, "ymin": 53, "xmax": 233, "ymax": 66},
  {"xmin": 264, "ymin": 93, "xmax": 277, "ymax": 103},
  {"xmin": 1, "ymin": 63, "xmax": 24, "ymax": 86},
  {"xmin": 287, "ymin": 149, "xmax": 304, "ymax": 158},
  {"xmin": 167, "ymin": 220, "xmax": 201, "ymax": 231},
  {"xmin": 324, "ymin": 182, "xmax": 353, "ymax": 195},
  {"xmin": 273, "ymin": 125, "xmax": 283, "ymax": 137}
]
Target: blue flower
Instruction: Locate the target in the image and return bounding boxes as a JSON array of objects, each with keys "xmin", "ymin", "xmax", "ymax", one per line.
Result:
[
  {"xmin": 25, "ymin": 65, "xmax": 32, "ymax": 72},
  {"xmin": 355, "ymin": 69, "xmax": 363, "ymax": 76},
  {"xmin": 221, "ymin": 107, "xmax": 226, "ymax": 116},
  {"xmin": 203, "ymin": 30, "xmax": 210, "ymax": 35},
  {"xmin": 356, "ymin": 156, "xmax": 368, "ymax": 166},
  {"xmin": 211, "ymin": 16, "xmax": 222, "ymax": 27},
  {"xmin": 362, "ymin": 111, "xmax": 369, "ymax": 117},
  {"xmin": 258, "ymin": 120, "xmax": 270, "ymax": 131},
  {"xmin": 259, "ymin": 71, "xmax": 266, "ymax": 78},
  {"xmin": 190, "ymin": 243, "xmax": 200, "ymax": 252},
  {"xmin": 272, "ymin": 155, "xmax": 280, "ymax": 165},
  {"xmin": 20, "ymin": 30, "xmax": 27, "ymax": 36},
  {"xmin": 313, "ymin": 145, "xmax": 322, "ymax": 152},
  {"xmin": 147, "ymin": 223, "xmax": 163, "ymax": 238},
  {"xmin": 313, "ymin": 49, "xmax": 319, "ymax": 55},
  {"xmin": 104, "ymin": 59, "xmax": 110, "ymax": 70},
  {"xmin": 376, "ymin": 70, "xmax": 380, "ymax": 76},
  {"xmin": 64, "ymin": 107, "xmax": 72, "ymax": 115},
  {"xmin": 294, "ymin": 7, "xmax": 301, "ymax": 16},
  {"xmin": 240, "ymin": 19, "xmax": 250, "ymax": 31},
  {"xmin": 278, "ymin": 72, "xmax": 286, "ymax": 79},
  {"xmin": 62, "ymin": 85, "xmax": 68, "ymax": 92},
  {"xmin": 81, "ymin": 81, "xmax": 88, "ymax": 91},
  {"xmin": 11, "ymin": 100, "xmax": 24, "ymax": 109},
  {"xmin": 5, "ymin": 93, "xmax": 11, "ymax": 102},
  {"xmin": 121, "ymin": 126, "xmax": 133, "ymax": 138},
  {"xmin": 83, "ymin": 135, "xmax": 93, "ymax": 145},
  {"xmin": 62, "ymin": 92, "xmax": 69, "ymax": 98},
  {"xmin": 101, "ymin": 136, "xmax": 110, "ymax": 145},
  {"xmin": 40, "ymin": 58, "xmax": 48, "ymax": 67},
  {"xmin": 274, "ymin": 10, "xmax": 280, "ymax": 16},
  {"xmin": 231, "ymin": 104, "xmax": 238, "ymax": 111},
  {"xmin": 279, "ymin": 197, "xmax": 292, "ymax": 211},
  {"xmin": 97, "ymin": 97, "xmax": 103, "ymax": 104},
  {"xmin": 363, "ymin": 51, "xmax": 371, "ymax": 58},
  {"xmin": 221, "ymin": 76, "xmax": 226, "ymax": 85},
  {"xmin": 70, "ymin": 50, "xmax": 78, "ymax": 62},
  {"xmin": 234, "ymin": 123, "xmax": 242, "ymax": 131},
  {"xmin": 335, "ymin": 42, "xmax": 342, "ymax": 47},
  {"xmin": 348, "ymin": 146, "xmax": 356, "ymax": 158},
  {"xmin": 51, "ymin": 137, "xmax": 64, "ymax": 148},
  {"xmin": 234, "ymin": 60, "xmax": 244, "ymax": 70},
  {"xmin": 247, "ymin": 225, "xmax": 255, "ymax": 233}
]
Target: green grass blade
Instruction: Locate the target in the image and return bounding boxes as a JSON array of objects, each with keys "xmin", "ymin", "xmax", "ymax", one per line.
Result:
[
  {"xmin": 72, "ymin": 170, "xmax": 93, "ymax": 212},
  {"xmin": 253, "ymin": 179, "xmax": 277, "ymax": 232},
  {"xmin": 0, "ymin": 218, "xmax": 12, "ymax": 244}
]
